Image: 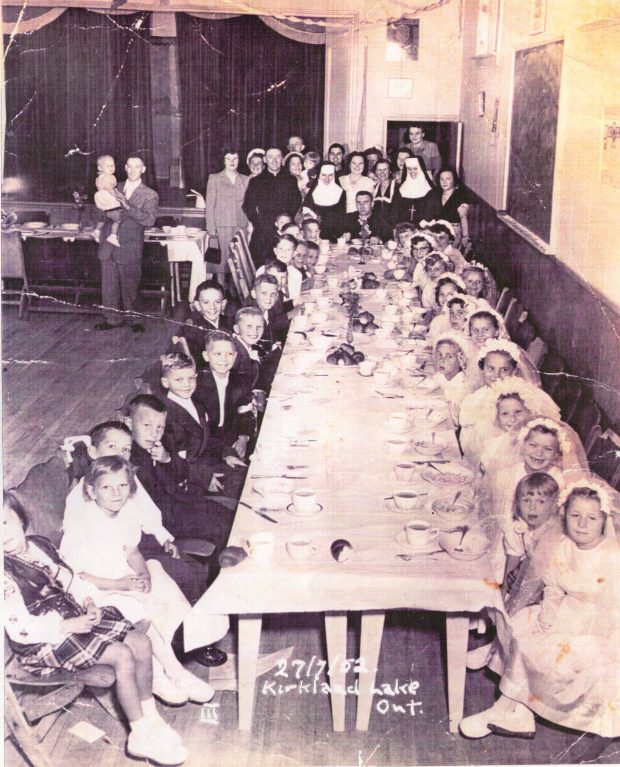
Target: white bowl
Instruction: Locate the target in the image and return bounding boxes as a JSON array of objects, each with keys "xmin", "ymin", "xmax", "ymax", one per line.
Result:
[
  {"xmin": 254, "ymin": 478, "xmax": 295, "ymax": 496},
  {"xmin": 309, "ymin": 334, "xmax": 333, "ymax": 350},
  {"xmin": 439, "ymin": 531, "xmax": 490, "ymax": 561},
  {"xmin": 431, "ymin": 496, "xmax": 475, "ymax": 522},
  {"xmin": 288, "ymin": 332, "xmax": 306, "ymax": 347},
  {"xmin": 23, "ymin": 221, "xmax": 47, "ymax": 229},
  {"xmin": 61, "ymin": 222, "xmax": 80, "ymax": 231},
  {"xmin": 421, "ymin": 465, "xmax": 474, "ymax": 488},
  {"xmin": 412, "ymin": 439, "xmax": 447, "ymax": 457}
]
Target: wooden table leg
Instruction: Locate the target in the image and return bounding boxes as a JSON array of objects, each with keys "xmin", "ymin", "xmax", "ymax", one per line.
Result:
[
  {"xmin": 237, "ymin": 614, "xmax": 262, "ymax": 730},
  {"xmin": 324, "ymin": 611, "xmax": 347, "ymax": 732},
  {"xmin": 356, "ymin": 610, "xmax": 385, "ymax": 731},
  {"xmin": 445, "ymin": 613, "xmax": 470, "ymax": 733}
]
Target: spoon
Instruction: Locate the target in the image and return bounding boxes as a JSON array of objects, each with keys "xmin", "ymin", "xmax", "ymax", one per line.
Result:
[
  {"xmin": 396, "ymin": 550, "xmax": 444, "ymax": 560},
  {"xmin": 452, "ymin": 490, "xmax": 462, "ymax": 507},
  {"xmin": 255, "ymin": 509, "xmax": 279, "ymax": 524},
  {"xmin": 454, "ymin": 525, "xmax": 470, "ymax": 551}
]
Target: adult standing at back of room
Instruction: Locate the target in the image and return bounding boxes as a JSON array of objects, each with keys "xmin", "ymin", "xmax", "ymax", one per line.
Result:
[
  {"xmin": 94, "ymin": 155, "xmax": 158, "ymax": 333},
  {"xmin": 205, "ymin": 146, "xmax": 249, "ymax": 286},
  {"xmin": 242, "ymin": 147, "xmax": 301, "ymax": 267},
  {"xmin": 401, "ymin": 123, "xmax": 442, "ymax": 177}
]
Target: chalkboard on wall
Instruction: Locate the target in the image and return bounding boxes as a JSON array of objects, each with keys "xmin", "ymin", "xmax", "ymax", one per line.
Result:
[{"xmin": 506, "ymin": 40, "xmax": 564, "ymax": 244}]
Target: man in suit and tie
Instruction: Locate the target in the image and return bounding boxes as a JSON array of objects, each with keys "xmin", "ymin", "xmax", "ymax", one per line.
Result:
[{"xmin": 94, "ymin": 155, "xmax": 159, "ymax": 332}]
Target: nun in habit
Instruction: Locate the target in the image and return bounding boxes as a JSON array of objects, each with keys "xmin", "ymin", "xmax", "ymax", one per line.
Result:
[
  {"xmin": 392, "ymin": 156, "xmax": 436, "ymax": 228},
  {"xmin": 304, "ymin": 163, "xmax": 347, "ymax": 242}
]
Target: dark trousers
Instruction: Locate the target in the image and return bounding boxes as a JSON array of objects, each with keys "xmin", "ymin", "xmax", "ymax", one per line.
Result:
[
  {"xmin": 138, "ymin": 534, "xmax": 207, "ymax": 605},
  {"xmin": 100, "ymin": 253, "xmax": 142, "ymax": 324}
]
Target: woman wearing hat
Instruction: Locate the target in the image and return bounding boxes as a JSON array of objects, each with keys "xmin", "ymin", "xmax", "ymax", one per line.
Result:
[
  {"xmin": 205, "ymin": 147, "xmax": 250, "ymax": 284},
  {"xmin": 392, "ymin": 156, "xmax": 436, "ymax": 228}
]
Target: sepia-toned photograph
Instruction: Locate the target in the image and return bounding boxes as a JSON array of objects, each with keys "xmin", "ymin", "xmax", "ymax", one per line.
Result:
[{"xmin": 2, "ymin": 1, "xmax": 619, "ymax": 766}]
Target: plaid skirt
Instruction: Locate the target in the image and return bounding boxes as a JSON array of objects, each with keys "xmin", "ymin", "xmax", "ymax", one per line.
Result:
[{"xmin": 18, "ymin": 606, "xmax": 133, "ymax": 677}]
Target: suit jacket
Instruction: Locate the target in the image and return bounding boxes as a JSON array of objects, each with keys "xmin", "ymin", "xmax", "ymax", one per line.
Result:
[
  {"xmin": 233, "ymin": 338, "xmax": 260, "ymax": 390},
  {"xmin": 98, "ymin": 181, "xmax": 159, "ymax": 264},
  {"xmin": 180, "ymin": 309, "xmax": 234, "ymax": 369},
  {"xmin": 130, "ymin": 441, "xmax": 190, "ymax": 511},
  {"xmin": 205, "ymin": 171, "xmax": 249, "ymax": 232},
  {"xmin": 343, "ymin": 210, "xmax": 389, "ymax": 242},
  {"xmin": 194, "ymin": 369, "xmax": 255, "ymax": 446}
]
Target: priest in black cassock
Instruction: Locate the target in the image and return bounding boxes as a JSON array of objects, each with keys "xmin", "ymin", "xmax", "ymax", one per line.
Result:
[
  {"xmin": 343, "ymin": 191, "xmax": 391, "ymax": 242},
  {"xmin": 242, "ymin": 147, "xmax": 302, "ymax": 266}
]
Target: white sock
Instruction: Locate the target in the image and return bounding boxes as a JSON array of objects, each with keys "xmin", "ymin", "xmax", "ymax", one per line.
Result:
[
  {"xmin": 141, "ymin": 698, "xmax": 158, "ymax": 720},
  {"xmin": 130, "ymin": 715, "xmax": 150, "ymax": 734}
]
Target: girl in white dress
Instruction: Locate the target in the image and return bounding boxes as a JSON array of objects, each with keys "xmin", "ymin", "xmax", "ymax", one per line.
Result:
[
  {"xmin": 427, "ymin": 333, "xmax": 475, "ymax": 424},
  {"xmin": 419, "ymin": 219, "xmax": 468, "ymax": 273},
  {"xmin": 420, "ymin": 252, "xmax": 454, "ymax": 309},
  {"xmin": 461, "ymin": 480, "xmax": 620, "ymax": 753},
  {"xmin": 427, "ymin": 274, "xmax": 467, "ymax": 342},
  {"xmin": 461, "ymin": 261, "xmax": 499, "ymax": 308},
  {"xmin": 60, "ymin": 455, "xmax": 224, "ymax": 705}
]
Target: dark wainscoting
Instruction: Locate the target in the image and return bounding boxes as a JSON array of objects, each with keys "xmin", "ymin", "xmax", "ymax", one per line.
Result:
[{"xmin": 469, "ymin": 193, "xmax": 620, "ymax": 428}]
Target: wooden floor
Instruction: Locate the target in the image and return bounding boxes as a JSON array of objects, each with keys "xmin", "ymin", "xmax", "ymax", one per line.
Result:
[{"xmin": 3, "ymin": 306, "xmax": 618, "ymax": 767}]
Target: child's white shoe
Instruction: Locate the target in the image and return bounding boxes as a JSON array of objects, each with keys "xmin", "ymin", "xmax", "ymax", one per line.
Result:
[
  {"xmin": 487, "ymin": 701, "xmax": 535, "ymax": 739},
  {"xmin": 171, "ymin": 669, "xmax": 215, "ymax": 703},
  {"xmin": 466, "ymin": 641, "xmax": 494, "ymax": 670},
  {"xmin": 459, "ymin": 695, "xmax": 514, "ymax": 739},
  {"xmin": 106, "ymin": 233, "xmax": 121, "ymax": 247},
  {"xmin": 152, "ymin": 662, "xmax": 189, "ymax": 706},
  {"xmin": 127, "ymin": 725, "xmax": 187, "ymax": 766}
]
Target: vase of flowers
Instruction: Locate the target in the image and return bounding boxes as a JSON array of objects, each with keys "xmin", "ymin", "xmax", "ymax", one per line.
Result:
[{"xmin": 72, "ymin": 187, "xmax": 88, "ymax": 231}]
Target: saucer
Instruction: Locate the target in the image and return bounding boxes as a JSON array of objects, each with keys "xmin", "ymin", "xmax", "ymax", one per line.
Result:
[
  {"xmin": 385, "ymin": 498, "xmax": 424, "ymax": 514},
  {"xmin": 286, "ymin": 502, "xmax": 323, "ymax": 518},
  {"xmin": 395, "ymin": 529, "xmax": 439, "ymax": 552}
]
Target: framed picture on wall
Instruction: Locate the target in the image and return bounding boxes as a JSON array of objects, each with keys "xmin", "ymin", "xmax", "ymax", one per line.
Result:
[
  {"xmin": 475, "ymin": 0, "xmax": 501, "ymax": 56},
  {"xmin": 530, "ymin": 0, "xmax": 547, "ymax": 35}
]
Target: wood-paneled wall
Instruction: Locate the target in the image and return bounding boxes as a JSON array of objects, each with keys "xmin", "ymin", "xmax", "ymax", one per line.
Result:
[{"xmin": 469, "ymin": 195, "xmax": 620, "ymax": 429}]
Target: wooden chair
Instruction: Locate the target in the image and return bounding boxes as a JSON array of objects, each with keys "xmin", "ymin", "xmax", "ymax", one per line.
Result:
[
  {"xmin": 231, "ymin": 231, "xmax": 255, "ymax": 290},
  {"xmin": 504, "ymin": 299, "xmax": 528, "ymax": 341},
  {"xmin": 5, "ymin": 640, "xmax": 118, "ymax": 767},
  {"xmin": 495, "ymin": 287, "xmax": 515, "ymax": 317},
  {"xmin": 571, "ymin": 399, "xmax": 602, "ymax": 453},
  {"xmin": 526, "ymin": 337, "xmax": 548, "ymax": 369},
  {"xmin": 140, "ymin": 240, "xmax": 171, "ymax": 316},
  {"xmin": 539, "ymin": 350, "xmax": 565, "ymax": 397},
  {"xmin": 553, "ymin": 375, "xmax": 583, "ymax": 424},
  {"xmin": 1, "ymin": 231, "xmax": 30, "ymax": 318},
  {"xmin": 513, "ymin": 317, "xmax": 537, "ymax": 350},
  {"xmin": 587, "ymin": 428, "xmax": 620, "ymax": 490},
  {"xmin": 228, "ymin": 240, "xmax": 251, "ymax": 302}
]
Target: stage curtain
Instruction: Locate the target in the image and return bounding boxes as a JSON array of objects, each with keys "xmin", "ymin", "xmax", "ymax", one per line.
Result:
[
  {"xmin": 176, "ymin": 13, "xmax": 325, "ymax": 191},
  {"xmin": 3, "ymin": 8, "xmax": 153, "ymax": 201}
]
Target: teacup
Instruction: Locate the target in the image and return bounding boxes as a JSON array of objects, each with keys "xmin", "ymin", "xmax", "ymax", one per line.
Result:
[
  {"xmin": 286, "ymin": 536, "xmax": 316, "ymax": 561},
  {"xmin": 292, "ymin": 488, "xmax": 318, "ymax": 515},
  {"xmin": 393, "ymin": 491, "xmax": 421, "ymax": 511},
  {"xmin": 246, "ymin": 532, "xmax": 275, "ymax": 563},
  {"xmin": 358, "ymin": 360, "xmax": 376, "ymax": 377},
  {"xmin": 176, "ymin": 225, "xmax": 186, "ymax": 235},
  {"xmin": 327, "ymin": 276, "xmax": 339, "ymax": 290},
  {"xmin": 388, "ymin": 412, "xmax": 410, "ymax": 434},
  {"xmin": 393, "ymin": 268, "xmax": 406, "ymax": 281},
  {"xmin": 404, "ymin": 520, "xmax": 437, "ymax": 547},
  {"xmin": 162, "ymin": 225, "xmax": 172, "ymax": 233},
  {"xmin": 314, "ymin": 264, "xmax": 327, "ymax": 275},
  {"xmin": 394, "ymin": 461, "xmax": 416, "ymax": 482},
  {"xmin": 337, "ymin": 237, "xmax": 347, "ymax": 247},
  {"xmin": 374, "ymin": 369, "xmax": 392, "ymax": 388}
]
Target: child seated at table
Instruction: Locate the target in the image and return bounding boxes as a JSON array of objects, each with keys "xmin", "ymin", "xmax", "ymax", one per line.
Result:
[
  {"xmin": 4, "ymin": 491, "xmax": 189, "ymax": 767},
  {"xmin": 292, "ymin": 239, "xmax": 309, "ymax": 280},
  {"xmin": 467, "ymin": 308, "xmax": 509, "ymax": 350},
  {"xmin": 282, "ymin": 221, "xmax": 302, "ymax": 240},
  {"xmin": 406, "ymin": 231, "xmax": 436, "ymax": 287},
  {"xmin": 420, "ymin": 252, "xmax": 454, "ymax": 309},
  {"xmin": 420, "ymin": 219, "xmax": 467, "ymax": 273},
  {"xmin": 195, "ymin": 331, "xmax": 255, "ymax": 460},
  {"xmin": 60, "ymin": 456, "xmax": 225, "ymax": 706},
  {"xmin": 160, "ymin": 352, "xmax": 246, "ymax": 497},
  {"xmin": 257, "ymin": 234, "xmax": 302, "ymax": 301},
  {"xmin": 428, "ymin": 275, "xmax": 467, "ymax": 342},
  {"xmin": 462, "ymin": 262, "xmax": 498, "ymax": 308},
  {"xmin": 247, "ymin": 273, "xmax": 290, "ymax": 348},
  {"xmin": 176, "ymin": 280, "xmax": 234, "ymax": 369},
  {"xmin": 430, "ymin": 333, "xmax": 474, "ymax": 424},
  {"xmin": 232, "ymin": 307, "xmax": 263, "ymax": 386},
  {"xmin": 64, "ymin": 420, "xmax": 208, "ymax": 605},
  {"xmin": 127, "ymin": 394, "xmax": 237, "ymax": 568},
  {"xmin": 302, "ymin": 217, "xmax": 321, "ymax": 244},
  {"xmin": 275, "ymin": 212, "xmax": 292, "ymax": 236},
  {"xmin": 93, "ymin": 154, "xmax": 122, "ymax": 249}
]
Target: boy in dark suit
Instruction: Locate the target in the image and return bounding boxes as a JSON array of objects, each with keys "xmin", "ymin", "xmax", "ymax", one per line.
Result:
[
  {"xmin": 246, "ymin": 273, "xmax": 290, "ymax": 350},
  {"xmin": 175, "ymin": 280, "xmax": 234, "ymax": 370},
  {"xmin": 194, "ymin": 332, "xmax": 255, "ymax": 460},
  {"xmin": 160, "ymin": 352, "xmax": 246, "ymax": 498}
]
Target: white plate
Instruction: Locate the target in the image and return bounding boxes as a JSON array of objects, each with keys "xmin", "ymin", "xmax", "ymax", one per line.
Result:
[
  {"xmin": 395, "ymin": 529, "xmax": 440, "ymax": 553},
  {"xmin": 286, "ymin": 502, "xmax": 323, "ymax": 518},
  {"xmin": 253, "ymin": 478, "xmax": 295, "ymax": 496},
  {"xmin": 23, "ymin": 221, "xmax": 47, "ymax": 229},
  {"xmin": 421, "ymin": 465, "xmax": 474, "ymax": 487},
  {"xmin": 60, "ymin": 223, "xmax": 80, "ymax": 231}
]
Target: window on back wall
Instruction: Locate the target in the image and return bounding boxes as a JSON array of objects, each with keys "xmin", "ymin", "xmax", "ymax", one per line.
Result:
[
  {"xmin": 176, "ymin": 13, "xmax": 325, "ymax": 192},
  {"xmin": 3, "ymin": 8, "xmax": 154, "ymax": 202}
]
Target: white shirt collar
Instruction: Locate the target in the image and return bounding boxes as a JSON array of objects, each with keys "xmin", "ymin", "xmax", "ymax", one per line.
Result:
[
  {"xmin": 212, "ymin": 373, "xmax": 229, "ymax": 428},
  {"xmin": 167, "ymin": 391, "xmax": 200, "ymax": 424},
  {"xmin": 124, "ymin": 179, "xmax": 142, "ymax": 199}
]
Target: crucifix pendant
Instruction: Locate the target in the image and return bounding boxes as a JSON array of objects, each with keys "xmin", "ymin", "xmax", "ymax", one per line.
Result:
[{"xmin": 409, "ymin": 203, "xmax": 417, "ymax": 221}]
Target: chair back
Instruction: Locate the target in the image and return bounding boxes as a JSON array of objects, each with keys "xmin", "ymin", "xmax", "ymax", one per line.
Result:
[
  {"xmin": 228, "ymin": 239, "xmax": 251, "ymax": 301},
  {"xmin": 539, "ymin": 349, "xmax": 565, "ymax": 396},
  {"xmin": 232, "ymin": 230, "xmax": 256, "ymax": 287},
  {"xmin": 553, "ymin": 375, "xmax": 583, "ymax": 424},
  {"xmin": 495, "ymin": 287, "xmax": 515, "ymax": 317},
  {"xmin": 571, "ymin": 399, "xmax": 601, "ymax": 453},
  {"xmin": 526, "ymin": 337, "xmax": 548, "ymax": 368},
  {"xmin": 587, "ymin": 428, "xmax": 620, "ymax": 490},
  {"xmin": 10, "ymin": 456, "xmax": 69, "ymax": 547}
]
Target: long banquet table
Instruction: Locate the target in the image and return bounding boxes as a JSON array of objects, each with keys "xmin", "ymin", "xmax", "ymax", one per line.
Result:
[
  {"xmin": 184, "ymin": 245, "xmax": 504, "ymax": 733},
  {"xmin": 2, "ymin": 224, "xmax": 208, "ymax": 308}
]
